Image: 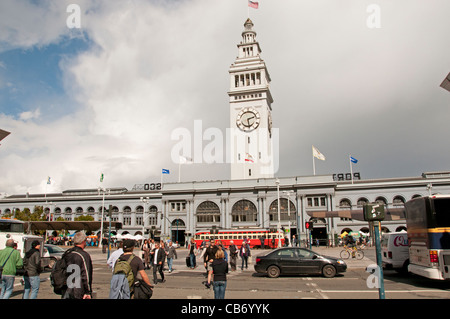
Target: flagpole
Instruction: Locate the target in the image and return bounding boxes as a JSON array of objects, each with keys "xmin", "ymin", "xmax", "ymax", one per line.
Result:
[
  {"xmin": 312, "ymin": 146, "xmax": 316, "ymax": 175},
  {"xmin": 349, "ymin": 155, "xmax": 354, "ymax": 184},
  {"xmin": 313, "ymin": 156, "xmax": 316, "ymax": 176}
]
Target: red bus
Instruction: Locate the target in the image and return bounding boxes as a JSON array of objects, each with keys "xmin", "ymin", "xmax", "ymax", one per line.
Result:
[{"xmin": 194, "ymin": 229, "xmax": 285, "ymax": 249}]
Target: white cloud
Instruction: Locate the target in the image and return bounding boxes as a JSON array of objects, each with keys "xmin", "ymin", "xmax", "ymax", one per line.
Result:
[{"xmin": 0, "ymin": 0, "xmax": 450, "ymax": 195}]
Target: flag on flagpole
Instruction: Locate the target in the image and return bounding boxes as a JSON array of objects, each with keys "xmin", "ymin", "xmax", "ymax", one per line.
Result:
[
  {"xmin": 162, "ymin": 169, "xmax": 170, "ymax": 174},
  {"xmin": 349, "ymin": 155, "xmax": 358, "ymax": 184},
  {"xmin": 245, "ymin": 153, "xmax": 254, "ymax": 163},
  {"xmin": 100, "ymin": 173, "xmax": 104, "ymax": 182},
  {"xmin": 312, "ymin": 145, "xmax": 326, "ymax": 161},
  {"xmin": 248, "ymin": 1, "xmax": 259, "ymax": 9}
]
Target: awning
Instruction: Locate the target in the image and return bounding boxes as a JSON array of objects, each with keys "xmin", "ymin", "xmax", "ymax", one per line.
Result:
[
  {"xmin": 24, "ymin": 221, "xmax": 123, "ymax": 232},
  {"xmin": 306, "ymin": 207, "xmax": 405, "ymax": 221}
]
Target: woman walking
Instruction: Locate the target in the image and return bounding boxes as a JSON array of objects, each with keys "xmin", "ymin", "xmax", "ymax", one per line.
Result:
[
  {"xmin": 239, "ymin": 241, "xmax": 251, "ymax": 270},
  {"xmin": 211, "ymin": 249, "xmax": 228, "ymax": 299}
]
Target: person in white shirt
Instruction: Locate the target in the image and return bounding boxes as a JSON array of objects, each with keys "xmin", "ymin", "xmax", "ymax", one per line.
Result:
[
  {"xmin": 107, "ymin": 241, "xmax": 124, "ymax": 272},
  {"xmin": 150, "ymin": 242, "xmax": 166, "ymax": 284}
]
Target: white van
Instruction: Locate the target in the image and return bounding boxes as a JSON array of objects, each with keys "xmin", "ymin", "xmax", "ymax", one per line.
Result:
[{"xmin": 381, "ymin": 231, "xmax": 409, "ymax": 273}]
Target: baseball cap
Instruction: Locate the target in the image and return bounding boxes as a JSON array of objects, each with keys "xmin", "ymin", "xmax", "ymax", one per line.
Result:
[{"xmin": 123, "ymin": 239, "xmax": 135, "ymax": 249}]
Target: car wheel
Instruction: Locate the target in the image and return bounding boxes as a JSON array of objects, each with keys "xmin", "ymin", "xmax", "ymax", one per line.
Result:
[
  {"xmin": 322, "ymin": 265, "xmax": 337, "ymax": 278},
  {"xmin": 267, "ymin": 265, "xmax": 281, "ymax": 278}
]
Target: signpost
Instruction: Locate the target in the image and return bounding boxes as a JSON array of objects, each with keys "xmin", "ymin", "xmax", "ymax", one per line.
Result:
[{"xmin": 364, "ymin": 203, "xmax": 386, "ymax": 299}]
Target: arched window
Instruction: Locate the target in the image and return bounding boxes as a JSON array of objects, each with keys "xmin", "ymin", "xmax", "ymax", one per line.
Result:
[
  {"xmin": 172, "ymin": 219, "xmax": 186, "ymax": 227},
  {"xmin": 268, "ymin": 199, "xmax": 296, "ymax": 221},
  {"xmin": 357, "ymin": 198, "xmax": 369, "ymax": 207},
  {"xmin": 149, "ymin": 206, "xmax": 158, "ymax": 213},
  {"xmin": 393, "ymin": 196, "xmax": 405, "ymax": 206},
  {"xmin": 136, "ymin": 205, "xmax": 144, "ymax": 213},
  {"xmin": 123, "ymin": 206, "xmax": 131, "ymax": 213},
  {"xmin": 231, "ymin": 200, "xmax": 257, "ymax": 223},
  {"xmin": 375, "ymin": 197, "xmax": 387, "ymax": 206},
  {"xmin": 76, "ymin": 207, "xmax": 83, "ymax": 214},
  {"xmin": 196, "ymin": 201, "xmax": 221, "ymax": 223},
  {"xmin": 339, "ymin": 198, "xmax": 352, "ymax": 208}
]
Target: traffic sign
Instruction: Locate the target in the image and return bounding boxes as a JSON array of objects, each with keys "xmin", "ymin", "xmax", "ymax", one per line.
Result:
[{"xmin": 363, "ymin": 203, "xmax": 385, "ymax": 221}]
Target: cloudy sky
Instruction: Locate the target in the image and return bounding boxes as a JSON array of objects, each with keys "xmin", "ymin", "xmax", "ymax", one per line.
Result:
[{"xmin": 0, "ymin": 0, "xmax": 449, "ymax": 195}]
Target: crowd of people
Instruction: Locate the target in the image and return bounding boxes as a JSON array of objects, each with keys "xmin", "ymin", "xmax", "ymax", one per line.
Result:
[{"xmin": 0, "ymin": 232, "xmax": 269, "ymax": 300}]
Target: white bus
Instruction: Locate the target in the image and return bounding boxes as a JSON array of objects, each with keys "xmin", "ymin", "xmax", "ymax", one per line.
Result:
[
  {"xmin": 405, "ymin": 195, "xmax": 450, "ymax": 280},
  {"xmin": 0, "ymin": 219, "xmax": 46, "ymax": 262}
]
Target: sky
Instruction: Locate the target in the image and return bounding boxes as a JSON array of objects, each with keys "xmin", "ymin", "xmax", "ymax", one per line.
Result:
[{"xmin": 0, "ymin": 0, "xmax": 449, "ymax": 196}]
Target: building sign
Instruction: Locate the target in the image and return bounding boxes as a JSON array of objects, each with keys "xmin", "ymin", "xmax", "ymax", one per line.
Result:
[
  {"xmin": 132, "ymin": 183, "xmax": 162, "ymax": 191},
  {"xmin": 333, "ymin": 172, "xmax": 361, "ymax": 181}
]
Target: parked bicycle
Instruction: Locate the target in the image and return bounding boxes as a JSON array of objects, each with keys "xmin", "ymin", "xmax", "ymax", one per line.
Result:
[{"xmin": 340, "ymin": 245, "xmax": 364, "ymax": 260}]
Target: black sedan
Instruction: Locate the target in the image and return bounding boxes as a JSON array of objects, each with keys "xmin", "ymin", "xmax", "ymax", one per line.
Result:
[{"xmin": 254, "ymin": 247, "xmax": 347, "ymax": 278}]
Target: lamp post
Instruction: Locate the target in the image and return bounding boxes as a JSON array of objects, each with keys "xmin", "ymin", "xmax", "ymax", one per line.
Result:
[
  {"xmin": 140, "ymin": 197, "xmax": 150, "ymax": 237},
  {"xmin": 98, "ymin": 187, "xmax": 106, "ymax": 250}
]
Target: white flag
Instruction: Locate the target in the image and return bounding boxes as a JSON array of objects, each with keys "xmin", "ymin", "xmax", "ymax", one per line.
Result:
[{"xmin": 312, "ymin": 145, "xmax": 326, "ymax": 161}]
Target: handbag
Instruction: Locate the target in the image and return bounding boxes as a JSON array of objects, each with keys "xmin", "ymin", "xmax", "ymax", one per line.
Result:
[
  {"xmin": 0, "ymin": 249, "xmax": 15, "ymax": 278},
  {"xmin": 133, "ymin": 279, "xmax": 153, "ymax": 299}
]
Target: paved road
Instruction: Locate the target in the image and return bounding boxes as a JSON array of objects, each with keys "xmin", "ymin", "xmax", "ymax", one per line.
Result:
[{"xmin": 6, "ymin": 246, "xmax": 450, "ymax": 300}]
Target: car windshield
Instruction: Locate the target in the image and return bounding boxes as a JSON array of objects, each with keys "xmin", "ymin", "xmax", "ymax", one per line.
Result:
[
  {"xmin": 272, "ymin": 248, "xmax": 314, "ymax": 258},
  {"xmin": 46, "ymin": 245, "xmax": 65, "ymax": 253}
]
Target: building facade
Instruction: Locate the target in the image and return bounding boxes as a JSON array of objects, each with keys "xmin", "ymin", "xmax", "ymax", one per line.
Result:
[{"xmin": 1, "ymin": 172, "xmax": 450, "ymax": 246}]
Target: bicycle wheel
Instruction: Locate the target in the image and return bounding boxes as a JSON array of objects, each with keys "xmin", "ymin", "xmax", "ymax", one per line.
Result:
[
  {"xmin": 340, "ymin": 250, "xmax": 350, "ymax": 259},
  {"xmin": 355, "ymin": 250, "xmax": 364, "ymax": 260}
]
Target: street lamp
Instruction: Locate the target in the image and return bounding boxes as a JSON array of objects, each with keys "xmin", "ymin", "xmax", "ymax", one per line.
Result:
[
  {"xmin": 140, "ymin": 197, "xmax": 150, "ymax": 237},
  {"xmin": 98, "ymin": 187, "xmax": 106, "ymax": 249}
]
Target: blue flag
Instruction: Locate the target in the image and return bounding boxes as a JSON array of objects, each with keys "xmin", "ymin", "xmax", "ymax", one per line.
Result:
[
  {"xmin": 162, "ymin": 169, "xmax": 170, "ymax": 174},
  {"xmin": 350, "ymin": 156, "xmax": 358, "ymax": 164}
]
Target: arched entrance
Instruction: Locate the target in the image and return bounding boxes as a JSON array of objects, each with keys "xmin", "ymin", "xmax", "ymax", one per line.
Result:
[
  {"xmin": 171, "ymin": 218, "xmax": 186, "ymax": 246},
  {"xmin": 310, "ymin": 218, "xmax": 328, "ymax": 246}
]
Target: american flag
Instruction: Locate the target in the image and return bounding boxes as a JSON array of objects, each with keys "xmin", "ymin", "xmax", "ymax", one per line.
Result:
[{"xmin": 248, "ymin": 1, "xmax": 259, "ymax": 9}]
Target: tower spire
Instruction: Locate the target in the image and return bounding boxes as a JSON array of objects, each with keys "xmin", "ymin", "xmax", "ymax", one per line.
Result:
[{"xmin": 228, "ymin": 19, "xmax": 274, "ymax": 180}]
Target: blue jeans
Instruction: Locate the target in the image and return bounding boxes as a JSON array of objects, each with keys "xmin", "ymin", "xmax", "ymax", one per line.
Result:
[
  {"xmin": 23, "ymin": 276, "xmax": 40, "ymax": 299},
  {"xmin": 189, "ymin": 254, "xmax": 196, "ymax": 268},
  {"xmin": 213, "ymin": 281, "xmax": 227, "ymax": 299},
  {"xmin": 167, "ymin": 258, "xmax": 173, "ymax": 272},
  {"xmin": 241, "ymin": 256, "xmax": 248, "ymax": 269},
  {"xmin": 0, "ymin": 275, "xmax": 15, "ymax": 299}
]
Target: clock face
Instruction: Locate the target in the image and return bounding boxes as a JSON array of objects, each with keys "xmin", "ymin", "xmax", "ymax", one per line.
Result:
[{"xmin": 236, "ymin": 107, "xmax": 260, "ymax": 131}]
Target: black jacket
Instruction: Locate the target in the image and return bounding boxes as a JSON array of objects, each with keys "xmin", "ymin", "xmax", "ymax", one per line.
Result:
[
  {"xmin": 63, "ymin": 246, "xmax": 93, "ymax": 299},
  {"xmin": 151, "ymin": 248, "xmax": 166, "ymax": 265},
  {"xmin": 24, "ymin": 248, "xmax": 42, "ymax": 277}
]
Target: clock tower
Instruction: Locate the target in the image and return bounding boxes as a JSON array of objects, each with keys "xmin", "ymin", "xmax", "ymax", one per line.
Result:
[{"xmin": 228, "ymin": 18, "xmax": 275, "ymax": 180}]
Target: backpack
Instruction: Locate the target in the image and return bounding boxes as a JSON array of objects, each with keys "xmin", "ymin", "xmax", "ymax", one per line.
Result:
[
  {"xmin": 113, "ymin": 254, "xmax": 135, "ymax": 290},
  {"xmin": 50, "ymin": 247, "xmax": 75, "ymax": 295}
]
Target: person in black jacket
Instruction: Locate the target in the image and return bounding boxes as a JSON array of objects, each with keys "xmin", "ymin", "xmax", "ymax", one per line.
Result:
[
  {"xmin": 211, "ymin": 249, "xmax": 228, "ymax": 299},
  {"xmin": 61, "ymin": 231, "xmax": 93, "ymax": 299},
  {"xmin": 204, "ymin": 239, "xmax": 219, "ymax": 288},
  {"xmin": 23, "ymin": 240, "xmax": 42, "ymax": 299},
  {"xmin": 150, "ymin": 242, "xmax": 166, "ymax": 284}
]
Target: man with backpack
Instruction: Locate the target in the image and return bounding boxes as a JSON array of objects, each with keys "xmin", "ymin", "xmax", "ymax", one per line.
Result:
[
  {"xmin": 110, "ymin": 239, "xmax": 152, "ymax": 299},
  {"xmin": 50, "ymin": 231, "xmax": 93, "ymax": 299}
]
